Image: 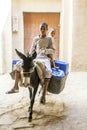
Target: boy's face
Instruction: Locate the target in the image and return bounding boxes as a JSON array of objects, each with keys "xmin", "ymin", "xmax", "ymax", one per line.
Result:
[
  {"xmin": 40, "ymin": 25, "xmax": 48, "ymax": 36},
  {"xmin": 51, "ymin": 31, "xmax": 55, "ymax": 37}
]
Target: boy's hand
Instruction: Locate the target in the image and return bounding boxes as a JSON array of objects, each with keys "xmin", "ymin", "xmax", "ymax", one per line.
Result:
[{"xmin": 40, "ymin": 48, "xmax": 46, "ymax": 54}]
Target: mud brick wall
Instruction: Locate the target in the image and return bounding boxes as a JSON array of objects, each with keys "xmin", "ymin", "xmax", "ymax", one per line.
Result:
[{"xmin": 72, "ymin": 0, "xmax": 87, "ymax": 71}]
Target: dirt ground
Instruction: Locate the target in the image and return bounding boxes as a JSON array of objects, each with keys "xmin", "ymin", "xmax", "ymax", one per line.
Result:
[{"xmin": 0, "ymin": 72, "xmax": 87, "ymax": 130}]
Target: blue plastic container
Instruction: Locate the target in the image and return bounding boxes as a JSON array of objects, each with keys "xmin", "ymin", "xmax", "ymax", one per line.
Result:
[
  {"xmin": 12, "ymin": 60, "xmax": 21, "ymax": 70},
  {"xmin": 12, "ymin": 60, "xmax": 21, "ymax": 65},
  {"xmin": 52, "ymin": 68, "xmax": 65, "ymax": 79},
  {"xmin": 54, "ymin": 60, "xmax": 69, "ymax": 75}
]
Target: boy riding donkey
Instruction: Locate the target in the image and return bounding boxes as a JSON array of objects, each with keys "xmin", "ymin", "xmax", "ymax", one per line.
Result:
[{"xmin": 6, "ymin": 22, "xmax": 55, "ymax": 104}]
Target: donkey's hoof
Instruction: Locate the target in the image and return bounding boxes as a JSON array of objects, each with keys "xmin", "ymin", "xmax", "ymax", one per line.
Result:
[{"xmin": 28, "ymin": 118, "xmax": 32, "ymax": 122}]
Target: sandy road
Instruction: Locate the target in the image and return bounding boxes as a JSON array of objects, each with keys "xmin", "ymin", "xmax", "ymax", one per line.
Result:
[{"xmin": 0, "ymin": 72, "xmax": 87, "ymax": 130}]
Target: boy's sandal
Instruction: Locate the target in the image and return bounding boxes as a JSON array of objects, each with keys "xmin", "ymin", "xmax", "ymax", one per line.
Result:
[{"xmin": 6, "ymin": 89, "xmax": 19, "ymax": 94}]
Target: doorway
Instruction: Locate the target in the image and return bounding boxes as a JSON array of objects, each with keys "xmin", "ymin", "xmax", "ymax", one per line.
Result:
[{"xmin": 23, "ymin": 12, "xmax": 60, "ymax": 59}]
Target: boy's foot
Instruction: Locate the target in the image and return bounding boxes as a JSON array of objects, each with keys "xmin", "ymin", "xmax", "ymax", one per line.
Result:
[
  {"xmin": 6, "ymin": 88, "xmax": 19, "ymax": 94},
  {"xmin": 40, "ymin": 96, "xmax": 46, "ymax": 104}
]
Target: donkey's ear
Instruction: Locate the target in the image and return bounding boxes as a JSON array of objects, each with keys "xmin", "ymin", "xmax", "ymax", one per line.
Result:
[
  {"xmin": 15, "ymin": 49, "xmax": 26, "ymax": 60},
  {"xmin": 32, "ymin": 51, "xmax": 37, "ymax": 59}
]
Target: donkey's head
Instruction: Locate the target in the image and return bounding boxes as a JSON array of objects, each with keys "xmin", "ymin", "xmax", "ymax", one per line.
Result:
[{"xmin": 15, "ymin": 49, "xmax": 37, "ymax": 77}]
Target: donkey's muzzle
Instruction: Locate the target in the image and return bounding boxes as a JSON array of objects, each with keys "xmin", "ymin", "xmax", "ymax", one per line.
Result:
[{"xmin": 22, "ymin": 77, "xmax": 30, "ymax": 87}]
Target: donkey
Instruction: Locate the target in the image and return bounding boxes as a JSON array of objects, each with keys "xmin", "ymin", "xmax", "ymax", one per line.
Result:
[
  {"xmin": 15, "ymin": 49, "xmax": 67, "ymax": 122},
  {"xmin": 15, "ymin": 49, "xmax": 44, "ymax": 122}
]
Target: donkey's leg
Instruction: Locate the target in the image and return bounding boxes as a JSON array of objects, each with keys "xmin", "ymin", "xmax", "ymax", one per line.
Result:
[
  {"xmin": 28, "ymin": 87, "xmax": 32, "ymax": 112},
  {"xmin": 28, "ymin": 86, "xmax": 38, "ymax": 122},
  {"xmin": 28, "ymin": 87, "xmax": 32, "ymax": 99}
]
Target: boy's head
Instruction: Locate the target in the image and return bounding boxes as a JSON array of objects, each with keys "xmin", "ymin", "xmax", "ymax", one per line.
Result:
[
  {"xmin": 39, "ymin": 22, "xmax": 48, "ymax": 30},
  {"xmin": 49, "ymin": 28, "xmax": 55, "ymax": 37},
  {"xmin": 39, "ymin": 22, "xmax": 48, "ymax": 36}
]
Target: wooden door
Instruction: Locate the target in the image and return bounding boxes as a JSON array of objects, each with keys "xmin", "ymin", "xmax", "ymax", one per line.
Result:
[{"xmin": 23, "ymin": 13, "xmax": 60, "ymax": 59}]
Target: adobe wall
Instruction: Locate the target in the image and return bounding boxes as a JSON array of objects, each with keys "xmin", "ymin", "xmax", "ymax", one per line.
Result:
[
  {"xmin": 71, "ymin": 0, "xmax": 87, "ymax": 71},
  {"xmin": 0, "ymin": 0, "xmax": 12, "ymax": 74}
]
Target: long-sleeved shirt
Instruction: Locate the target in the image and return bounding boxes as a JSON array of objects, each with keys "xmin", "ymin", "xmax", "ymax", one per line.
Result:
[{"xmin": 30, "ymin": 35, "xmax": 55, "ymax": 58}]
